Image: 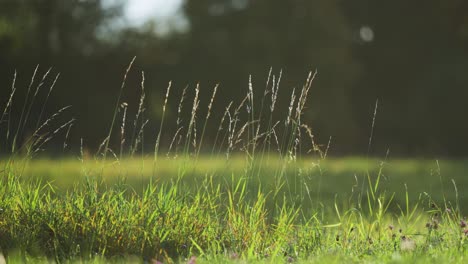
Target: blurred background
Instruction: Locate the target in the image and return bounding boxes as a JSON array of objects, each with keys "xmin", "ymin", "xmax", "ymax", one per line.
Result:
[{"xmin": 1, "ymin": 0, "xmax": 468, "ymax": 157}]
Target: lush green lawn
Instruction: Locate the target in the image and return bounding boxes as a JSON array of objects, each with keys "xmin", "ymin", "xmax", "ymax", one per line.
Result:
[{"xmin": 1, "ymin": 156, "xmax": 468, "ymax": 263}]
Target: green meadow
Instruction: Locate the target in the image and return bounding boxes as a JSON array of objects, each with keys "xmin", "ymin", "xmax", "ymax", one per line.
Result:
[
  {"xmin": 1, "ymin": 68, "xmax": 468, "ymax": 263},
  {"xmin": 15, "ymin": 157, "xmax": 468, "ymax": 212},
  {"xmin": 2, "ymin": 156, "xmax": 468, "ymax": 263}
]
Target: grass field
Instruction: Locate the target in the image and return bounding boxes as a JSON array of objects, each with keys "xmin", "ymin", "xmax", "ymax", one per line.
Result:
[
  {"xmin": 1, "ymin": 67, "xmax": 468, "ymax": 263},
  {"xmin": 2, "ymin": 156, "xmax": 468, "ymax": 263},
  {"xmin": 13, "ymin": 156, "xmax": 468, "ymax": 212}
]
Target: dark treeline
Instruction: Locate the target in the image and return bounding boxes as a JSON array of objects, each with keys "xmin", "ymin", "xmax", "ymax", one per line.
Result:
[{"xmin": 1, "ymin": 0, "xmax": 467, "ymax": 157}]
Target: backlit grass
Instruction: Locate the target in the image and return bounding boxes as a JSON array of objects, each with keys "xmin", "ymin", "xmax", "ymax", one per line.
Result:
[{"xmin": 1, "ymin": 65, "xmax": 468, "ymax": 263}]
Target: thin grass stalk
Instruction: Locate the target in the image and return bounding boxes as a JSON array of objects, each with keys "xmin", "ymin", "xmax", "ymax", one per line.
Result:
[
  {"xmin": 32, "ymin": 106, "xmax": 72, "ymax": 138},
  {"xmin": 253, "ymin": 70, "xmax": 272, "ymax": 150},
  {"xmin": 255, "ymin": 70, "xmax": 282, "ymax": 179},
  {"xmin": 130, "ymin": 72, "xmax": 146, "ymax": 156},
  {"xmin": 1, "ymin": 71, "xmax": 17, "ymax": 145},
  {"xmin": 226, "ymin": 95, "xmax": 248, "ymax": 158},
  {"xmin": 367, "ymin": 99, "xmax": 379, "ymax": 157},
  {"xmin": 167, "ymin": 126, "xmax": 184, "ymax": 157},
  {"xmin": 173, "ymin": 85, "xmax": 188, "ymax": 155},
  {"xmin": 362, "ymin": 99, "xmax": 379, "ymax": 211},
  {"xmin": 133, "ymin": 119, "xmax": 149, "ymax": 156},
  {"xmin": 256, "ymin": 67, "xmax": 273, "ymax": 133},
  {"xmin": 103, "ymin": 56, "xmax": 136, "ymax": 161},
  {"xmin": 176, "ymin": 86, "xmax": 188, "ymax": 128},
  {"xmin": 301, "ymin": 123, "xmax": 325, "ymax": 207},
  {"xmin": 97, "ymin": 136, "xmax": 110, "ymax": 157},
  {"xmin": 301, "ymin": 124, "xmax": 322, "ymax": 158},
  {"xmin": 1, "ymin": 71, "xmax": 17, "ymax": 125},
  {"xmin": 211, "ymin": 101, "xmax": 232, "ymax": 156},
  {"xmin": 32, "ymin": 118, "xmax": 76, "ymax": 154},
  {"xmin": 279, "ymin": 89, "xmax": 296, "ymax": 159},
  {"xmin": 290, "ymin": 69, "xmax": 314, "ymax": 159},
  {"xmin": 265, "ymin": 70, "xmax": 282, "ymax": 151},
  {"xmin": 23, "ymin": 67, "xmax": 52, "ymax": 135},
  {"xmin": 274, "ymin": 71, "xmax": 315, "ymax": 200},
  {"xmin": 12, "ymin": 66, "xmax": 39, "ymax": 153},
  {"xmin": 184, "ymin": 83, "xmax": 200, "ymax": 156},
  {"xmin": 79, "ymin": 137, "xmax": 84, "ymax": 163},
  {"xmin": 192, "ymin": 115, "xmax": 198, "ymax": 151},
  {"xmin": 245, "ymin": 69, "xmax": 273, "ymax": 180},
  {"xmin": 233, "ymin": 120, "xmax": 253, "ymax": 149},
  {"xmin": 62, "ymin": 122, "xmax": 73, "ymax": 154},
  {"xmin": 197, "ymin": 83, "xmax": 218, "ymax": 157},
  {"xmin": 34, "ymin": 72, "xmax": 59, "ymax": 131},
  {"xmin": 283, "ymin": 70, "xmax": 316, "ymax": 159},
  {"xmin": 247, "ymin": 76, "xmax": 255, "ymax": 157},
  {"xmin": 119, "ymin": 103, "xmax": 128, "ymax": 159},
  {"xmin": 153, "ymin": 81, "xmax": 172, "ymax": 171},
  {"xmin": 11, "ymin": 105, "xmax": 72, "ymax": 157}
]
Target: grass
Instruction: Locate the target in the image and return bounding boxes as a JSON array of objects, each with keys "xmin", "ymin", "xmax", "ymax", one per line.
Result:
[
  {"xmin": 0, "ymin": 64, "xmax": 468, "ymax": 263},
  {"xmin": 11, "ymin": 157, "xmax": 468, "ymax": 213}
]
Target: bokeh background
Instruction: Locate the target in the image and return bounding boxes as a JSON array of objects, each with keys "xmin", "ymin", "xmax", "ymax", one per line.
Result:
[{"xmin": 1, "ymin": 0, "xmax": 468, "ymax": 157}]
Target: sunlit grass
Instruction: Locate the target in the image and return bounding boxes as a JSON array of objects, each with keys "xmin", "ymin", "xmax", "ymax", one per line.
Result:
[
  {"xmin": 11, "ymin": 157, "xmax": 467, "ymax": 210},
  {"xmin": 1, "ymin": 65, "xmax": 468, "ymax": 263},
  {"xmin": 2, "ymin": 157, "xmax": 468, "ymax": 263}
]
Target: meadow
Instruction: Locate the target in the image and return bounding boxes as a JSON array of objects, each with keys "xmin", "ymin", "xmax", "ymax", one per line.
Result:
[{"xmin": 1, "ymin": 64, "xmax": 468, "ymax": 263}]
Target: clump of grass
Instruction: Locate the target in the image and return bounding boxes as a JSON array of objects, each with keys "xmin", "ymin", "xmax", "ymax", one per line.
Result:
[{"xmin": 1, "ymin": 61, "xmax": 468, "ymax": 263}]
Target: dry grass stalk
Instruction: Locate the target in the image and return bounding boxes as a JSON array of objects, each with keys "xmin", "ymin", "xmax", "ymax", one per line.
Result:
[
  {"xmin": 212, "ymin": 101, "xmax": 233, "ymax": 154},
  {"xmin": 33, "ymin": 105, "xmax": 72, "ymax": 138},
  {"xmin": 130, "ymin": 72, "xmax": 149, "ymax": 156},
  {"xmin": 367, "ymin": 99, "xmax": 379, "ymax": 156},
  {"xmin": 132, "ymin": 119, "xmax": 149, "ymax": 155},
  {"xmin": 270, "ymin": 69, "xmax": 282, "ymax": 113},
  {"xmin": 153, "ymin": 81, "xmax": 172, "ymax": 164},
  {"xmin": 120, "ymin": 102, "xmax": 128, "ymax": 158},
  {"xmin": 12, "ymin": 66, "xmax": 39, "ymax": 152},
  {"xmin": 103, "ymin": 56, "xmax": 136, "ymax": 160},
  {"xmin": 301, "ymin": 124, "xmax": 323, "ymax": 158},
  {"xmin": 167, "ymin": 126, "xmax": 184, "ymax": 157},
  {"xmin": 185, "ymin": 83, "xmax": 200, "ymax": 154},
  {"xmin": 177, "ymin": 85, "xmax": 188, "ymax": 127},
  {"xmin": 285, "ymin": 88, "xmax": 296, "ymax": 127},
  {"xmin": 196, "ymin": 83, "xmax": 219, "ymax": 156},
  {"xmin": 295, "ymin": 70, "xmax": 317, "ymax": 121},
  {"xmin": 35, "ymin": 72, "xmax": 60, "ymax": 131},
  {"xmin": 0, "ymin": 71, "xmax": 17, "ymax": 140},
  {"xmin": 33, "ymin": 118, "xmax": 75, "ymax": 154},
  {"xmin": 226, "ymin": 95, "xmax": 248, "ymax": 157},
  {"xmin": 206, "ymin": 84, "xmax": 219, "ymax": 121},
  {"xmin": 63, "ymin": 122, "xmax": 73, "ymax": 152},
  {"xmin": 248, "ymin": 75, "xmax": 254, "ymax": 114},
  {"xmin": 22, "ymin": 67, "xmax": 52, "ymax": 140}
]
